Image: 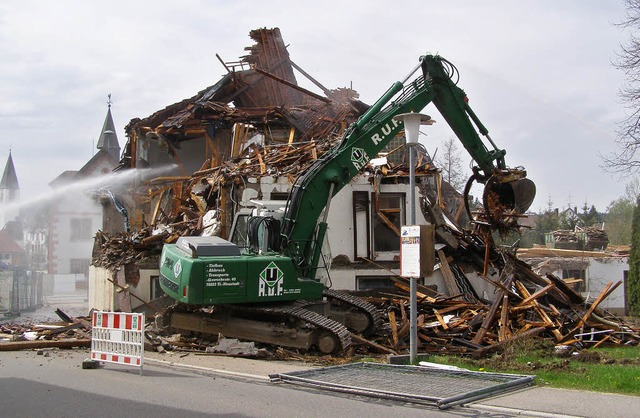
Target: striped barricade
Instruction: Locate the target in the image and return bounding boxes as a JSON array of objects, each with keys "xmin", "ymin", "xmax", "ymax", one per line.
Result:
[{"xmin": 91, "ymin": 311, "xmax": 145, "ymax": 374}]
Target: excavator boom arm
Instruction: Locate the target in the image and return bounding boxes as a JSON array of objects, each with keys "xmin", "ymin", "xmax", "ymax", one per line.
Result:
[{"xmin": 279, "ymin": 54, "xmax": 534, "ymax": 276}]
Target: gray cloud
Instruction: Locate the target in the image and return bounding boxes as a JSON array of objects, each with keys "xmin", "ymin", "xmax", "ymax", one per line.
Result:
[{"xmin": 0, "ymin": 0, "xmax": 631, "ymax": 212}]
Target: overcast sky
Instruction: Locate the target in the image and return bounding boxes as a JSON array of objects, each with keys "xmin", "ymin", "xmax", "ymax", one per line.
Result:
[{"xmin": 0, "ymin": 1, "xmax": 633, "ymax": 212}]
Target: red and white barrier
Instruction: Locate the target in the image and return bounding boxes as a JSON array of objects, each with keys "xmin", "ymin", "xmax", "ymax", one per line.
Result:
[{"xmin": 91, "ymin": 311, "xmax": 145, "ymax": 374}]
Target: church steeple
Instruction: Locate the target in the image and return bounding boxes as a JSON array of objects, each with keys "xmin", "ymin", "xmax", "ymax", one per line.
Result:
[
  {"xmin": 0, "ymin": 151, "xmax": 19, "ymax": 192},
  {"xmin": 0, "ymin": 150, "xmax": 20, "ymax": 228},
  {"xmin": 96, "ymin": 94, "xmax": 121, "ymax": 161}
]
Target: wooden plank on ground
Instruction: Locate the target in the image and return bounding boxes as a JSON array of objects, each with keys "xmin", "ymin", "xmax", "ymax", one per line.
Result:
[
  {"xmin": 388, "ymin": 310, "xmax": 398, "ymax": 346},
  {"xmin": 0, "ymin": 339, "xmax": 91, "ymax": 351},
  {"xmin": 515, "ymin": 281, "xmax": 564, "ymax": 341},
  {"xmin": 437, "ymin": 250, "xmax": 460, "ymax": 298},
  {"xmin": 472, "ymin": 326, "xmax": 546, "ymax": 358},
  {"xmin": 350, "ymin": 333, "xmax": 397, "ymax": 355}
]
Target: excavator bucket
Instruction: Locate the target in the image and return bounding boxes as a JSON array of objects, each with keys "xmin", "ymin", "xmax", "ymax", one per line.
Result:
[
  {"xmin": 509, "ymin": 178, "xmax": 536, "ymax": 213},
  {"xmin": 482, "ymin": 176, "xmax": 536, "ymax": 230}
]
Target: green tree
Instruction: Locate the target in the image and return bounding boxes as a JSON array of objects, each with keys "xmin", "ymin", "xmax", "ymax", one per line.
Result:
[
  {"xmin": 607, "ymin": 0, "xmax": 640, "ymax": 173},
  {"xmin": 533, "ymin": 196, "xmax": 561, "ymax": 245},
  {"xmin": 435, "ymin": 137, "xmax": 467, "ymax": 192},
  {"xmin": 628, "ymin": 196, "xmax": 640, "ymax": 316},
  {"xmin": 579, "ymin": 201, "xmax": 602, "ymax": 227},
  {"xmin": 605, "ymin": 177, "xmax": 639, "ymax": 245},
  {"xmin": 606, "ymin": 198, "xmax": 635, "ymax": 244}
]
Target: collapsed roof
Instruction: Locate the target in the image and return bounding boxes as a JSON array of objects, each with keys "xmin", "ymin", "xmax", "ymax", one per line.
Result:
[{"xmin": 121, "ymin": 27, "xmax": 369, "ymax": 173}]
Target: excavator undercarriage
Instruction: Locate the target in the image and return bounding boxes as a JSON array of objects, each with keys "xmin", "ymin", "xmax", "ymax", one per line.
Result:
[{"xmin": 163, "ymin": 289, "xmax": 383, "ymax": 354}]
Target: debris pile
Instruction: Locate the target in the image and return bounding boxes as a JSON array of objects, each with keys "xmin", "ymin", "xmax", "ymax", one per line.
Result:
[
  {"xmin": 93, "ymin": 135, "xmax": 435, "ymax": 271},
  {"xmin": 577, "ymin": 226, "xmax": 610, "ymax": 251},
  {"xmin": 0, "ymin": 309, "xmax": 92, "ymax": 351},
  {"xmin": 550, "ymin": 230, "xmax": 581, "ymax": 248},
  {"xmin": 548, "ymin": 227, "xmax": 610, "ymax": 251},
  {"xmin": 360, "ymin": 242, "xmax": 639, "ymax": 357}
]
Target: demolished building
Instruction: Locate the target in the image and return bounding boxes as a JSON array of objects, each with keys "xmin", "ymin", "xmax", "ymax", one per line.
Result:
[
  {"xmin": 86, "ymin": 28, "xmax": 637, "ymax": 356},
  {"xmin": 90, "ymin": 28, "xmax": 457, "ymax": 312}
]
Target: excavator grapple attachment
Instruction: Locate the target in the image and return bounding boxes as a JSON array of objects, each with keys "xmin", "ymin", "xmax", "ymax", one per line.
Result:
[
  {"xmin": 464, "ymin": 167, "xmax": 536, "ymax": 233},
  {"xmin": 481, "ymin": 172, "xmax": 536, "ymax": 233}
]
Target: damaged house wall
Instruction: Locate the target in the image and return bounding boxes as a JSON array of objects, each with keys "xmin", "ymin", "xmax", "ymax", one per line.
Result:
[{"xmin": 519, "ymin": 248, "xmax": 629, "ymax": 315}]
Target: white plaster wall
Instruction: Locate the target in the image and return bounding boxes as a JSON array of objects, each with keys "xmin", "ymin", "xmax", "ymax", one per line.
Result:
[
  {"xmin": 535, "ymin": 258, "xmax": 628, "ymax": 312},
  {"xmin": 326, "ymin": 175, "xmax": 428, "ymax": 262},
  {"xmin": 129, "ymin": 269, "xmax": 156, "ymax": 311},
  {"xmin": 52, "ymin": 274, "xmax": 80, "ymax": 294},
  {"xmin": 0, "ymin": 270, "xmax": 12, "ymax": 310},
  {"xmin": 88, "ymin": 266, "xmax": 115, "ymax": 311},
  {"xmin": 52, "ymin": 196, "xmax": 101, "ymax": 274},
  {"xmin": 584, "ymin": 258, "xmax": 628, "ymax": 312}
]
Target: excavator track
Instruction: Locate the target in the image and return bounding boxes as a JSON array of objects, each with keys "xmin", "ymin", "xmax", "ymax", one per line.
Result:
[
  {"xmin": 323, "ymin": 288, "xmax": 384, "ymax": 336},
  {"xmin": 229, "ymin": 303, "xmax": 352, "ymax": 353},
  {"xmin": 165, "ymin": 301, "xmax": 352, "ymax": 354}
]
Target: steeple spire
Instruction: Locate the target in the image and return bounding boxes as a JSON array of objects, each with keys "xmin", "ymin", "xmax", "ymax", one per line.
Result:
[
  {"xmin": 0, "ymin": 150, "xmax": 19, "ymax": 191},
  {"xmin": 0, "ymin": 150, "xmax": 20, "ymax": 228},
  {"xmin": 96, "ymin": 94, "xmax": 121, "ymax": 161}
]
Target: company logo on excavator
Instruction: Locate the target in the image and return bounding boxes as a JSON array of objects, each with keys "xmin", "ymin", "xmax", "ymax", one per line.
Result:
[
  {"xmin": 351, "ymin": 147, "xmax": 368, "ymax": 171},
  {"xmin": 370, "ymin": 118, "xmax": 401, "ymax": 146},
  {"xmin": 258, "ymin": 261, "xmax": 284, "ymax": 297},
  {"xmin": 173, "ymin": 259, "xmax": 182, "ymax": 278}
]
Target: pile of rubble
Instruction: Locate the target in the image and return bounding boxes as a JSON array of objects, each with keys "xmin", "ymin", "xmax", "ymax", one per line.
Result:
[
  {"xmin": 359, "ymin": 240, "xmax": 639, "ymax": 357},
  {"xmin": 93, "ymin": 134, "xmax": 434, "ymax": 271},
  {"xmin": 0, "ymin": 309, "xmax": 92, "ymax": 351}
]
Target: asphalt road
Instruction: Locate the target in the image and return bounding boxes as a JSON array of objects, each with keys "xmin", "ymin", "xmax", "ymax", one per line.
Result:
[{"xmin": 0, "ymin": 349, "xmax": 506, "ymax": 418}]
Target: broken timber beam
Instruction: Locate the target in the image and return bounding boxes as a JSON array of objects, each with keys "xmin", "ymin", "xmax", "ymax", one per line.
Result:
[
  {"xmin": 437, "ymin": 250, "xmax": 461, "ymax": 299},
  {"xmin": 561, "ymin": 281, "xmax": 622, "ymax": 343},
  {"xmin": 254, "ymin": 67, "xmax": 331, "ymax": 103},
  {"xmin": 0, "ymin": 339, "xmax": 91, "ymax": 351},
  {"xmin": 349, "ymin": 333, "xmax": 397, "ymax": 355},
  {"xmin": 515, "ymin": 281, "xmax": 564, "ymax": 342},
  {"xmin": 472, "ymin": 275, "xmax": 513, "ymax": 345},
  {"xmin": 516, "ymin": 283, "xmax": 555, "ymax": 307}
]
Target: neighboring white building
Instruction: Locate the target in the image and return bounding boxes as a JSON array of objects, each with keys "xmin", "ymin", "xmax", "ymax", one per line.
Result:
[
  {"xmin": 518, "ymin": 247, "xmax": 629, "ymax": 316},
  {"xmin": 48, "ymin": 102, "xmax": 121, "ymax": 295}
]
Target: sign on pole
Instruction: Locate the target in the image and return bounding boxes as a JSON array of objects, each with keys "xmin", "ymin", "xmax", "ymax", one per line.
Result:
[{"xmin": 400, "ymin": 224, "xmax": 435, "ymax": 278}]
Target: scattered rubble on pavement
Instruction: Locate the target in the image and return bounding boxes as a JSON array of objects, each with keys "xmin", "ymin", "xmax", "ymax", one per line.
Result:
[
  {"xmin": 4, "ymin": 224, "xmax": 639, "ymax": 360},
  {"xmin": 0, "ymin": 309, "xmax": 92, "ymax": 351}
]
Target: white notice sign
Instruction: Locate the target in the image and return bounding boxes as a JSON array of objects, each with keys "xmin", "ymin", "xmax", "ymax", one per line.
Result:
[{"xmin": 400, "ymin": 225, "xmax": 421, "ymax": 278}]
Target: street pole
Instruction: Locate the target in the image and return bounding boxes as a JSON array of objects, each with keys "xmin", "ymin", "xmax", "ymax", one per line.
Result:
[
  {"xmin": 408, "ymin": 143, "xmax": 418, "ymax": 364},
  {"xmin": 393, "ymin": 112, "xmax": 434, "ymax": 365}
]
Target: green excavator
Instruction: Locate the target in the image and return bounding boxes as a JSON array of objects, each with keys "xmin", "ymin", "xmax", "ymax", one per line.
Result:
[{"xmin": 158, "ymin": 54, "xmax": 536, "ymax": 354}]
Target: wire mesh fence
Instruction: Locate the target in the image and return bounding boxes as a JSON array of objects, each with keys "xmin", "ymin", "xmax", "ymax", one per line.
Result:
[{"xmin": 271, "ymin": 362, "xmax": 535, "ymax": 409}]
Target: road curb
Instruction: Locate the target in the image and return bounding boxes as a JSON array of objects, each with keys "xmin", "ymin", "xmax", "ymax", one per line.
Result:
[
  {"xmin": 144, "ymin": 357, "xmax": 270, "ymax": 381},
  {"xmin": 469, "ymin": 403, "xmax": 581, "ymax": 418}
]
